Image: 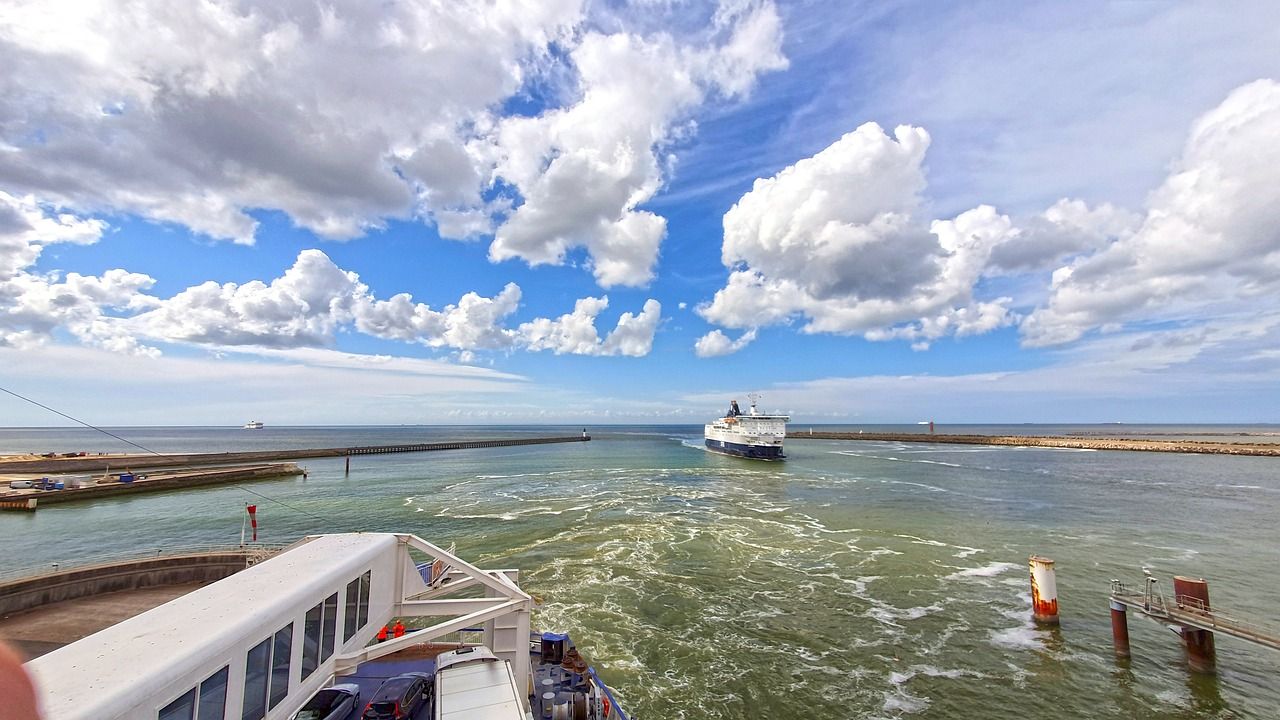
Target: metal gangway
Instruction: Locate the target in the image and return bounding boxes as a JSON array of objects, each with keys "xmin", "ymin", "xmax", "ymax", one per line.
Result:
[{"xmin": 1109, "ymin": 577, "xmax": 1280, "ymax": 652}]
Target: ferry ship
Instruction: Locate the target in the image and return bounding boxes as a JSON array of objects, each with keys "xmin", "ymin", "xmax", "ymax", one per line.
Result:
[
  {"xmin": 243, "ymin": 420, "xmax": 265, "ymax": 430},
  {"xmin": 704, "ymin": 394, "xmax": 789, "ymax": 460},
  {"xmin": 22, "ymin": 533, "xmax": 627, "ymax": 720}
]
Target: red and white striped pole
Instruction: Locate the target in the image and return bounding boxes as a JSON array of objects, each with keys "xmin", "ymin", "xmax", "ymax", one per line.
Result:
[{"xmin": 247, "ymin": 504, "xmax": 258, "ymax": 543}]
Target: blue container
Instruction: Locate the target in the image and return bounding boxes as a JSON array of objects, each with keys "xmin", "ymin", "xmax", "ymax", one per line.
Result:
[
  {"xmin": 119, "ymin": 473, "xmax": 135, "ymax": 483},
  {"xmin": 53, "ymin": 481, "xmax": 65, "ymax": 490}
]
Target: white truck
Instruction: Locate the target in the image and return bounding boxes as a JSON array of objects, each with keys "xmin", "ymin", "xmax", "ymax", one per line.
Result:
[{"xmin": 434, "ymin": 646, "xmax": 525, "ymax": 720}]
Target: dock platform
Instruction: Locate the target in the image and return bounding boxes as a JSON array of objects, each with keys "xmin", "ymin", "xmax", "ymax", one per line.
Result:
[{"xmin": 0, "ymin": 463, "xmax": 303, "ymax": 509}]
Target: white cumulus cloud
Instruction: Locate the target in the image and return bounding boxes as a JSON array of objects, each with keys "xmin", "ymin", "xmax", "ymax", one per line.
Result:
[
  {"xmin": 518, "ymin": 297, "xmax": 662, "ymax": 356},
  {"xmin": 694, "ymin": 328, "xmax": 757, "ymax": 357},
  {"xmin": 1023, "ymin": 79, "xmax": 1280, "ymax": 346},
  {"xmin": 699, "ymin": 123, "xmax": 1017, "ymax": 349},
  {"xmin": 0, "ymin": 192, "xmax": 157, "ymax": 355},
  {"xmin": 0, "ymin": 0, "xmax": 786, "ymax": 291},
  {"xmin": 483, "ymin": 2, "xmax": 786, "ymax": 287},
  {"xmin": 1, "ymin": 195, "xmax": 662, "ymax": 359},
  {"xmin": 134, "ymin": 249, "xmax": 661, "ymax": 356}
]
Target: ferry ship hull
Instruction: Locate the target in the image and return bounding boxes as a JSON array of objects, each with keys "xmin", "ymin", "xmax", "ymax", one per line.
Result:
[
  {"xmin": 703, "ymin": 397, "xmax": 789, "ymax": 461},
  {"xmin": 704, "ymin": 438, "xmax": 785, "ymax": 460}
]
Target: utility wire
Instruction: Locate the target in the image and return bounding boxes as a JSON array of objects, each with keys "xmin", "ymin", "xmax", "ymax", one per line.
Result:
[{"xmin": 1, "ymin": 384, "xmax": 328, "ymax": 524}]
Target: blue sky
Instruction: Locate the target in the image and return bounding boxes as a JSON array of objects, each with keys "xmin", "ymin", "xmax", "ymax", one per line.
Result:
[{"xmin": 2, "ymin": 1, "xmax": 1280, "ymax": 425}]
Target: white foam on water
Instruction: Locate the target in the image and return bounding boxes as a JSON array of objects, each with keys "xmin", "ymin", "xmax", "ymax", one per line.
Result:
[
  {"xmin": 881, "ymin": 688, "xmax": 930, "ymax": 714},
  {"xmin": 953, "ymin": 546, "xmax": 983, "ymax": 558},
  {"xmin": 884, "ymin": 479, "xmax": 948, "ymax": 492},
  {"xmin": 894, "ymin": 533, "xmax": 948, "ymax": 547},
  {"xmin": 988, "ymin": 625, "xmax": 1044, "ymax": 651},
  {"xmin": 944, "ymin": 561, "xmax": 1020, "ymax": 581},
  {"xmin": 867, "ymin": 603, "xmax": 943, "ymax": 627},
  {"xmin": 1134, "ymin": 542, "xmax": 1201, "ymax": 562},
  {"xmin": 892, "ymin": 664, "xmax": 986, "ymax": 684},
  {"xmin": 866, "ymin": 547, "xmax": 904, "ymax": 557},
  {"xmin": 442, "ymin": 511, "xmax": 519, "ymax": 520}
]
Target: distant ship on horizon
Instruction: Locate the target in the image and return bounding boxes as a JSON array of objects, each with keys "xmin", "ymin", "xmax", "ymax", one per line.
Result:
[
  {"xmin": 242, "ymin": 420, "xmax": 264, "ymax": 429},
  {"xmin": 704, "ymin": 394, "xmax": 789, "ymax": 460}
]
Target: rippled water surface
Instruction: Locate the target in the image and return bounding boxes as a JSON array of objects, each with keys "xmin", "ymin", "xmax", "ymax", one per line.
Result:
[{"xmin": 3, "ymin": 425, "xmax": 1279, "ymax": 719}]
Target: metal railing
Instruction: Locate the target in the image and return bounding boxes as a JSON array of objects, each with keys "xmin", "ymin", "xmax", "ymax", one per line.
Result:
[{"xmin": 1110, "ymin": 579, "xmax": 1280, "ymax": 651}]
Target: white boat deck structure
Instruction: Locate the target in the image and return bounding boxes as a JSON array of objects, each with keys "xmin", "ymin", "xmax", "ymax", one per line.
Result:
[{"xmin": 26, "ymin": 533, "xmax": 535, "ymax": 720}]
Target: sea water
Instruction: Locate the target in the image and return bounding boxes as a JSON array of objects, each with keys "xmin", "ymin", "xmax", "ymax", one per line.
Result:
[{"xmin": 2, "ymin": 425, "xmax": 1279, "ymax": 719}]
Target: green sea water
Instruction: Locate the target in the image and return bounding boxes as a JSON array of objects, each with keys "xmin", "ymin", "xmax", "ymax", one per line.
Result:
[{"xmin": 2, "ymin": 425, "xmax": 1279, "ymax": 719}]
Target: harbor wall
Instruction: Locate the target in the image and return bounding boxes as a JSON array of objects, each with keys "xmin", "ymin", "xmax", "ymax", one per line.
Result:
[
  {"xmin": 0, "ymin": 464, "xmax": 303, "ymax": 509},
  {"xmin": 788, "ymin": 431, "xmax": 1280, "ymax": 456},
  {"xmin": 0, "ymin": 435, "xmax": 591, "ymax": 473}
]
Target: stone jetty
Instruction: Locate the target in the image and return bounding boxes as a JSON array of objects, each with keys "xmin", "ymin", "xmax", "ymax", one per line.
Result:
[
  {"xmin": 787, "ymin": 431, "xmax": 1280, "ymax": 456},
  {"xmin": 0, "ymin": 435, "xmax": 590, "ymax": 474}
]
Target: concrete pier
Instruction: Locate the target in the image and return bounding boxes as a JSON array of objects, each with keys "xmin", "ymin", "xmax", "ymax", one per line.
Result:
[
  {"xmin": 0, "ymin": 435, "xmax": 592, "ymax": 474},
  {"xmin": 0, "ymin": 464, "xmax": 302, "ymax": 508},
  {"xmin": 788, "ymin": 431, "xmax": 1280, "ymax": 457}
]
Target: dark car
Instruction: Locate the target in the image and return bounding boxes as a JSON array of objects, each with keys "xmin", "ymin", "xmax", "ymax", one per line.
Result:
[
  {"xmin": 361, "ymin": 672, "xmax": 433, "ymax": 720},
  {"xmin": 291, "ymin": 683, "xmax": 360, "ymax": 720}
]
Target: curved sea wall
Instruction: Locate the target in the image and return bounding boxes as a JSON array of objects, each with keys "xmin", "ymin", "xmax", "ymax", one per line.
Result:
[{"xmin": 0, "ymin": 550, "xmax": 271, "ymax": 617}]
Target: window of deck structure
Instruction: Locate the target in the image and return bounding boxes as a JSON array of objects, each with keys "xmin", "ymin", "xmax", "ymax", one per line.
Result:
[
  {"xmin": 241, "ymin": 637, "xmax": 270, "ymax": 720},
  {"xmin": 242, "ymin": 622, "xmax": 292, "ymax": 720},
  {"xmin": 197, "ymin": 666, "xmax": 228, "ymax": 720},
  {"xmin": 344, "ymin": 578, "xmax": 359, "ymax": 642},
  {"xmin": 321, "ymin": 592, "xmax": 338, "ymax": 661},
  {"xmin": 157, "ymin": 665, "xmax": 228, "ymax": 720},
  {"xmin": 358, "ymin": 570, "xmax": 371, "ymax": 628},
  {"xmin": 343, "ymin": 570, "xmax": 373, "ymax": 642},
  {"xmin": 269, "ymin": 623, "xmax": 293, "ymax": 710},
  {"xmin": 302, "ymin": 602, "xmax": 322, "ymax": 680},
  {"xmin": 158, "ymin": 688, "xmax": 195, "ymax": 720}
]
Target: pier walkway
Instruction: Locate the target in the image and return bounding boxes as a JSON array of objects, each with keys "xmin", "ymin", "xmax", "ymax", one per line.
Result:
[{"xmin": 1109, "ymin": 580, "xmax": 1280, "ymax": 652}]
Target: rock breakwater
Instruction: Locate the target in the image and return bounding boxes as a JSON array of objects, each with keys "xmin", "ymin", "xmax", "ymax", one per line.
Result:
[{"xmin": 788, "ymin": 432, "xmax": 1280, "ymax": 456}]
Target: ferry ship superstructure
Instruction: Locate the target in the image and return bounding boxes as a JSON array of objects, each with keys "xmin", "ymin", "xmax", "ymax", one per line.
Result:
[
  {"xmin": 25, "ymin": 533, "xmax": 627, "ymax": 720},
  {"xmin": 704, "ymin": 396, "xmax": 789, "ymax": 460}
]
